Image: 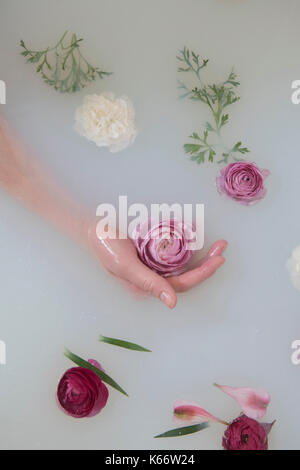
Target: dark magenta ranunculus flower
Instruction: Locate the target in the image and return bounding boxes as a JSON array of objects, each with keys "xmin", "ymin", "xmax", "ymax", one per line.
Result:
[
  {"xmin": 216, "ymin": 161, "xmax": 269, "ymax": 205},
  {"xmin": 222, "ymin": 415, "xmax": 268, "ymax": 450},
  {"xmin": 133, "ymin": 219, "xmax": 194, "ymax": 277},
  {"xmin": 57, "ymin": 359, "xmax": 109, "ymax": 418}
]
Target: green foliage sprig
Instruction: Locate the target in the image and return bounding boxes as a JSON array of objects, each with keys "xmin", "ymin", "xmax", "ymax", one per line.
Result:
[
  {"xmin": 20, "ymin": 31, "xmax": 111, "ymax": 93},
  {"xmin": 178, "ymin": 47, "xmax": 249, "ymax": 165}
]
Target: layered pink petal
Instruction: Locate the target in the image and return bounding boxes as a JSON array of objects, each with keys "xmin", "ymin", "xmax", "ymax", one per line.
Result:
[
  {"xmin": 57, "ymin": 359, "xmax": 109, "ymax": 418},
  {"xmin": 222, "ymin": 415, "xmax": 269, "ymax": 450},
  {"xmin": 216, "ymin": 161, "xmax": 269, "ymax": 205},
  {"xmin": 214, "ymin": 384, "xmax": 270, "ymax": 419},
  {"xmin": 132, "ymin": 219, "xmax": 194, "ymax": 277},
  {"xmin": 174, "ymin": 400, "xmax": 228, "ymax": 425}
]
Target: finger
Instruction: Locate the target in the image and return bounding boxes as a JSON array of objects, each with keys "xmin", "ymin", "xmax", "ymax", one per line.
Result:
[
  {"xmin": 168, "ymin": 255, "xmax": 225, "ymax": 292},
  {"xmin": 192, "ymin": 239, "xmax": 227, "ymax": 269},
  {"xmin": 207, "ymin": 240, "xmax": 228, "ymax": 258},
  {"xmin": 125, "ymin": 261, "xmax": 177, "ymax": 309},
  {"xmin": 119, "ymin": 279, "xmax": 146, "ymax": 297}
]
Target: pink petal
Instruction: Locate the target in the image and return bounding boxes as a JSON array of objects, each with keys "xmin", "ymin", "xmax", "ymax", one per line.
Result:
[
  {"xmin": 261, "ymin": 169, "xmax": 270, "ymax": 179},
  {"xmin": 88, "ymin": 359, "xmax": 102, "ymax": 370},
  {"xmin": 174, "ymin": 400, "xmax": 228, "ymax": 425},
  {"xmin": 214, "ymin": 384, "xmax": 270, "ymax": 419},
  {"xmin": 262, "ymin": 420, "xmax": 276, "ymax": 435}
]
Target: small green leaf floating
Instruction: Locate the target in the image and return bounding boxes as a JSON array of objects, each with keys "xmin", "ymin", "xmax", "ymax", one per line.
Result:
[
  {"xmin": 64, "ymin": 348, "xmax": 128, "ymax": 397},
  {"xmin": 154, "ymin": 423, "xmax": 209, "ymax": 438},
  {"xmin": 99, "ymin": 335, "xmax": 151, "ymax": 352}
]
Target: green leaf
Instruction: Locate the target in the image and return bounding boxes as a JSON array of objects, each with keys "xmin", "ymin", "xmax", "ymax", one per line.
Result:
[
  {"xmin": 97, "ymin": 70, "xmax": 112, "ymax": 79},
  {"xmin": 205, "ymin": 122, "xmax": 215, "ymax": 132},
  {"xmin": 30, "ymin": 52, "xmax": 43, "ymax": 63},
  {"xmin": 64, "ymin": 348, "xmax": 128, "ymax": 396},
  {"xmin": 208, "ymin": 148, "xmax": 216, "ymax": 162},
  {"xmin": 20, "ymin": 31, "xmax": 111, "ymax": 93},
  {"xmin": 184, "ymin": 143, "xmax": 201, "ymax": 154},
  {"xmin": 154, "ymin": 423, "xmax": 209, "ymax": 438},
  {"xmin": 190, "ymin": 132, "xmax": 200, "ymax": 140},
  {"xmin": 192, "ymin": 53, "xmax": 199, "ymax": 65},
  {"xmin": 220, "ymin": 114, "xmax": 229, "ymax": 127},
  {"xmin": 198, "ymin": 151, "xmax": 206, "ymax": 163},
  {"xmin": 192, "ymin": 151, "xmax": 206, "ymax": 163},
  {"xmin": 232, "ymin": 142, "xmax": 250, "ymax": 154},
  {"xmin": 99, "ymin": 335, "xmax": 151, "ymax": 352}
]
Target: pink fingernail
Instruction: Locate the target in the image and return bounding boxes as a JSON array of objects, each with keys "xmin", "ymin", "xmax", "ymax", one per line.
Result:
[{"xmin": 160, "ymin": 291, "xmax": 174, "ymax": 308}]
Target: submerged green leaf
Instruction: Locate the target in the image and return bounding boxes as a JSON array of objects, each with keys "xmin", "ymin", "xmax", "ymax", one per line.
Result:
[
  {"xmin": 99, "ymin": 335, "xmax": 151, "ymax": 352},
  {"xmin": 154, "ymin": 423, "xmax": 209, "ymax": 438},
  {"xmin": 20, "ymin": 32, "xmax": 111, "ymax": 93},
  {"xmin": 64, "ymin": 348, "xmax": 128, "ymax": 396},
  {"xmin": 184, "ymin": 143, "xmax": 201, "ymax": 154}
]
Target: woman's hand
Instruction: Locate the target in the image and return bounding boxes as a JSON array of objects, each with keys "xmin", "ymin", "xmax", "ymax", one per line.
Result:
[
  {"xmin": 88, "ymin": 224, "xmax": 227, "ymax": 309},
  {"xmin": 0, "ymin": 115, "xmax": 227, "ymax": 309}
]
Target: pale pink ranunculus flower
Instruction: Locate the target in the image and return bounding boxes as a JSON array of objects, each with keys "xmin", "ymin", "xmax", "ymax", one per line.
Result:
[
  {"xmin": 216, "ymin": 161, "xmax": 269, "ymax": 205},
  {"xmin": 132, "ymin": 219, "xmax": 194, "ymax": 277}
]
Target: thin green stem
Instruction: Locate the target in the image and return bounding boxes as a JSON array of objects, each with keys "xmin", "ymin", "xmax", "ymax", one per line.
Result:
[{"xmin": 54, "ymin": 30, "xmax": 68, "ymax": 49}]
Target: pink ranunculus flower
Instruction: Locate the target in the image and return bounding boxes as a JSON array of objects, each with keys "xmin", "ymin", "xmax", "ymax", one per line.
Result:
[
  {"xmin": 216, "ymin": 161, "xmax": 270, "ymax": 205},
  {"xmin": 132, "ymin": 219, "xmax": 194, "ymax": 277},
  {"xmin": 222, "ymin": 415, "xmax": 272, "ymax": 450},
  {"xmin": 57, "ymin": 359, "xmax": 109, "ymax": 418}
]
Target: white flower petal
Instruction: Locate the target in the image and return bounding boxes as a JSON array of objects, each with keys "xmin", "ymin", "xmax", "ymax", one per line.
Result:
[{"xmin": 74, "ymin": 93, "xmax": 137, "ymax": 153}]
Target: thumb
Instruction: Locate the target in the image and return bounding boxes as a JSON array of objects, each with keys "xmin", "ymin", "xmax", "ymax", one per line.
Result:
[{"xmin": 126, "ymin": 261, "xmax": 177, "ymax": 309}]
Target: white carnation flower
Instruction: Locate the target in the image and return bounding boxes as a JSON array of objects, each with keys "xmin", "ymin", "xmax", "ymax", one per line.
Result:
[
  {"xmin": 286, "ymin": 246, "xmax": 300, "ymax": 290},
  {"xmin": 74, "ymin": 93, "xmax": 137, "ymax": 153}
]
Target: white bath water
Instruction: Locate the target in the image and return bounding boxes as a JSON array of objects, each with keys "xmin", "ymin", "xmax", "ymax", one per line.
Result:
[{"xmin": 0, "ymin": 0, "xmax": 299, "ymax": 450}]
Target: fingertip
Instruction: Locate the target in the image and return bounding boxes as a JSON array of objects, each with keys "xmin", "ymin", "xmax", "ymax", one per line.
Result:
[
  {"xmin": 210, "ymin": 255, "xmax": 226, "ymax": 270},
  {"xmin": 220, "ymin": 240, "xmax": 228, "ymax": 249},
  {"xmin": 170, "ymin": 295, "xmax": 177, "ymax": 309},
  {"xmin": 196, "ymin": 255, "xmax": 225, "ymax": 280},
  {"xmin": 208, "ymin": 240, "xmax": 228, "ymax": 257},
  {"xmin": 219, "ymin": 255, "xmax": 226, "ymax": 265},
  {"xmin": 160, "ymin": 290, "xmax": 177, "ymax": 309}
]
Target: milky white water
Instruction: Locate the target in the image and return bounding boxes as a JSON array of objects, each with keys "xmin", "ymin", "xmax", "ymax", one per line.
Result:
[{"xmin": 0, "ymin": 0, "xmax": 299, "ymax": 450}]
